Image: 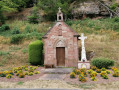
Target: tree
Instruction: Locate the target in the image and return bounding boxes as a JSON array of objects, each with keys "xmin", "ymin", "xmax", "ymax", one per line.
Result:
[
  {"xmin": 27, "ymin": 5, "xmax": 40, "ymax": 24},
  {"xmin": 0, "ymin": 0, "xmax": 34, "ymax": 24},
  {"xmin": 38, "ymin": 0, "xmax": 73, "ymax": 21}
]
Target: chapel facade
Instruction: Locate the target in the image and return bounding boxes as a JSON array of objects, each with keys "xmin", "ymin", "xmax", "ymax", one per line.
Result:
[{"xmin": 42, "ymin": 8, "xmax": 80, "ymax": 67}]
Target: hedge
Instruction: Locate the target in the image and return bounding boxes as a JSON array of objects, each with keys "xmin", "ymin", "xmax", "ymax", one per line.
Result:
[
  {"xmin": 28, "ymin": 40, "xmax": 43, "ymax": 65},
  {"xmin": 91, "ymin": 57, "xmax": 114, "ymax": 69}
]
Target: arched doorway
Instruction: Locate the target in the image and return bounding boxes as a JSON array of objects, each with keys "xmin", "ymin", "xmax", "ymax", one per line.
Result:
[{"xmin": 54, "ymin": 40, "xmax": 66, "ymax": 67}]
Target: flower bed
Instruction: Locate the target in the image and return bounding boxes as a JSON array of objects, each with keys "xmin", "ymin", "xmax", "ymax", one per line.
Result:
[
  {"xmin": 0, "ymin": 65, "xmax": 44, "ymax": 82},
  {"xmin": 65, "ymin": 66, "xmax": 119, "ymax": 84}
]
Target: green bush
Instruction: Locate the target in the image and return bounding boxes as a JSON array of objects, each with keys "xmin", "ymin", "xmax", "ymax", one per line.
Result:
[
  {"xmin": 91, "ymin": 58, "xmax": 114, "ymax": 69},
  {"xmin": 24, "ymin": 25, "xmax": 31, "ymax": 33},
  {"xmin": 10, "ymin": 34, "xmax": 24, "ymax": 44},
  {"xmin": 29, "ymin": 40, "xmax": 43, "ymax": 65},
  {"xmin": 11, "ymin": 27, "xmax": 20, "ymax": 34},
  {"xmin": 0, "ymin": 24, "xmax": 10, "ymax": 32}
]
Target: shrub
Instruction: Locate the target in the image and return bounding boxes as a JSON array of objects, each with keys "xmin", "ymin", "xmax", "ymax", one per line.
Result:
[
  {"xmin": 73, "ymin": 68, "xmax": 77, "ymax": 74},
  {"xmin": 103, "ymin": 75, "xmax": 109, "ymax": 79},
  {"xmin": 0, "ymin": 72, "xmax": 6, "ymax": 77},
  {"xmin": 19, "ymin": 73, "xmax": 25, "ymax": 78},
  {"xmin": 34, "ymin": 71, "xmax": 39, "ymax": 74},
  {"xmin": 33, "ymin": 66, "xmax": 38, "ymax": 70},
  {"xmin": 96, "ymin": 69, "xmax": 101, "ymax": 73},
  {"xmin": 82, "ymin": 72, "xmax": 87, "ymax": 77},
  {"xmin": 25, "ymin": 72, "xmax": 29, "ymax": 75},
  {"xmin": 21, "ymin": 66, "xmax": 25, "ymax": 69},
  {"xmin": 101, "ymin": 68, "xmax": 106, "ymax": 71},
  {"xmin": 90, "ymin": 71, "xmax": 97, "ymax": 77},
  {"xmin": 112, "ymin": 67, "xmax": 118, "ymax": 72},
  {"xmin": 0, "ymin": 24, "xmax": 10, "ymax": 32},
  {"xmin": 6, "ymin": 74, "xmax": 13, "ymax": 79},
  {"xmin": 11, "ymin": 27, "xmax": 20, "ymax": 34},
  {"xmin": 78, "ymin": 74, "xmax": 87, "ymax": 82},
  {"xmin": 30, "ymin": 66, "xmax": 33, "ymax": 69},
  {"xmin": 24, "ymin": 68, "xmax": 28, "ymax": 71},
  {"xmin": 112, "ymin": 71, "xmax": 119, "ymax": 77},
  {"xmin": 28, "ymin": 72, "xmax": 34, "ymax": 76},
  {"xmin": 91, "ymin": 66, "xmax": 97, "ymax": 70},
  {"xmin": 87, "ymin": 69, "xmax": 93, "ymax": 74},
  {"xmin": 13, "ymin": 68, "xmax": 18, "ymax": 73},
  {"xmin": 106, "ymin": 70, "xmax": 111, "ymax": 74},
  {"xmin": 18, "ymin": 67, "xmax": 22, "ymax": 70},
  {"xmin": 100, "ymin": 71, "xmax": 107, "ymax": 77},
  {"xmin": 8, "ymin": 70, "xmax": 14, "ymax": 75},
  {"xmin": 29, "ymin": 40, "xmax": 43, "ymax": 65},
  {"xmin": 70, "ymin": 72, "xmax": 75, "ymax": 78},
  {"xmin": 91, "ymin": 77, "xmax": 97, "ymax": 81},
  {"xmin": 29, "ymin": 68, "xmax": 34, "ymax": 72},
  {"xmin": 3, "ymin": 71, "xmax": 9, "ymax": 75},
  {"xmin": 24, "ymin": 25, "xmax": 31, "ymax": 33},
  {"xmin": 91, "ymin": 58, "xmax": 114, "ymax": 69},
  {"xmin": 80, "ymin": 68, "xmax": 87, "ymax": 72},
  {"xmin": 10, "ymin": 34, "xmax": 24, "ymax": 44}
]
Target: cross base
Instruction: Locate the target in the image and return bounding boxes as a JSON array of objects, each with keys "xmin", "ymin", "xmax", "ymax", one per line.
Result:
[{"xmin": 78, "ymin": 61, "xmax": 90, "ymax": 69}]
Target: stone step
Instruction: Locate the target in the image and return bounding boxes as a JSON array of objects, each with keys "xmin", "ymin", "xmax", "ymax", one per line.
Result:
[{"xmin": 41, "ymin": 68, "xmax": 73, "ymax": 74}]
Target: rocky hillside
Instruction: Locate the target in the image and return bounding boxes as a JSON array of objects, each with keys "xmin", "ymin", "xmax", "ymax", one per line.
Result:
[{"xmin": 72, "ymin": 0, "xmax": 119, "ymax": 18}]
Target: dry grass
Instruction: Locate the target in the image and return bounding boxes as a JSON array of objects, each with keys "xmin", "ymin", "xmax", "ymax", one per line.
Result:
[
  {"xmin": 0, "ymin": 79, "xmax": 79, "ymax": 89},
  {"xmin": 84, "ymin": 34, "xmax": 119, "ymax": 68}
]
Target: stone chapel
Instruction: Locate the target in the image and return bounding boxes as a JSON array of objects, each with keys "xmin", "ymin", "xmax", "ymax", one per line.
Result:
[{"xmin": 42, "ymin": 8, "xmax": 80, "ymax": 67}]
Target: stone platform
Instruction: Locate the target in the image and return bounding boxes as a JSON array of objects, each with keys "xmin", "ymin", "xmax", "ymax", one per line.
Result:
[{"xmin": 41, "ymin": 68, "xmax": 73, "ymax": 74}]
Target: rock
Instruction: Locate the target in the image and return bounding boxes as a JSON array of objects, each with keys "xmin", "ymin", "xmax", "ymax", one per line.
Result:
[{"xmin": 72, "ymin": 0, "xmax": 119, "ymax": 17}]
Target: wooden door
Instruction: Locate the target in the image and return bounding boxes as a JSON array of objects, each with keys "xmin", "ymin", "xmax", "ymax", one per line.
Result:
[{"xmin": 56, "ymin": 47, "xmax": 65, "ymax": 66}]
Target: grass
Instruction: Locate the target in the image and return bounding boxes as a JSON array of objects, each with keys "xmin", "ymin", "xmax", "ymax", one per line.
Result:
[{"xmin": 17, "ymin": 82, "xmax": 24, "ymax": 85}]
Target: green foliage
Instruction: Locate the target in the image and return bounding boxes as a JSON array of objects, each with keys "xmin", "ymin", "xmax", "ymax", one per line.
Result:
[
  {"xmin": 91, "ymin": 58, "xmax": 114, "ymax": 69},
  {"xmin": 106, "ymin": 70, "xmax": 111, "ymax": 74},
  {"xmin": 11, "ymin": 27, "xmax": 20, "ymax": 34},
  {"xmin": 25, "ymin": 72, "xmax": 29, "ymax": 75},
  {"xmin": 10, "ymin": 34, "xmax": 24, "ymax": 44},
  {"xmin": 102, "ymin": 75, "xmax": 109, "ymax": 79},
  {"xmin": 113, "ymin": 70, "xmax": 119, "ymax": 77},
  {"xmin": 0, "ymin": 24, "xmax": 10, "ymax": 32},
  {"xmin": 19, "ymin": 73, "xmax": 25, "ymax": 78},
  {"xmin": 110, "ymin": 3, "xmax": 118, "ymax": 11},
  {"xmin": 101, "ymin": 68, "xmax": 106, "ymax": 71},
  {"xmin": 70, "ymin": 72, "xmax": 75, "ymax": 78},
  {"xmin": 28, "ymin": 40, "xmax": 43, "ymax": 65},
  {"xmin": 34, "ymin": 71, "xmax": 39, "ymax": 74},
  {"xmin": 66, "ymin": 18, "xmax": 119, "ymax": 33},
  {"xmin": 100, "ymin": 71, "xmax": 107, "ymax": 77},
  {"xmin": 6, "ymin": 74, "xmax": 13, "ymax": 79},
  {"xmin": 27, "ymin": 5, "xmax": 40, "ymax": 24},
  {"xmin": 17, "ymin": 81, "xmax": 24, "ymax": 85},
  {"xmin": 24, "ymin": 68, "xmax": 28, "ymax": 71},
  {"xmin": 0, "ymin": 51, "xmax": 9, "ymax": 56},
  {"xmin": 28, "ymin": 72, "xmax": 33, "ymax": 76},
  {"xmin": 91, "ymin": 77, "xmax": 97, "ymax": 81},
  {"xmin": 38, "ymin": 0, "xmax": 72, "ymax": 21},
  {"xmin": 24, "ymin": 25, "xmax": 31, "ymax": 33},
  {"xmin": 96, "ymin": 69, "xmax": 101, "ymax": 73},
  {"xmin": 78, "ymin": 74, "xmax": 87, "ymax": 82}
]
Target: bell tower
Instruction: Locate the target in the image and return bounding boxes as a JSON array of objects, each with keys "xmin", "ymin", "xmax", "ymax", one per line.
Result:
[{"xmin": 57, "ymin": 7, "xmax": 63, "ymax": 21}]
